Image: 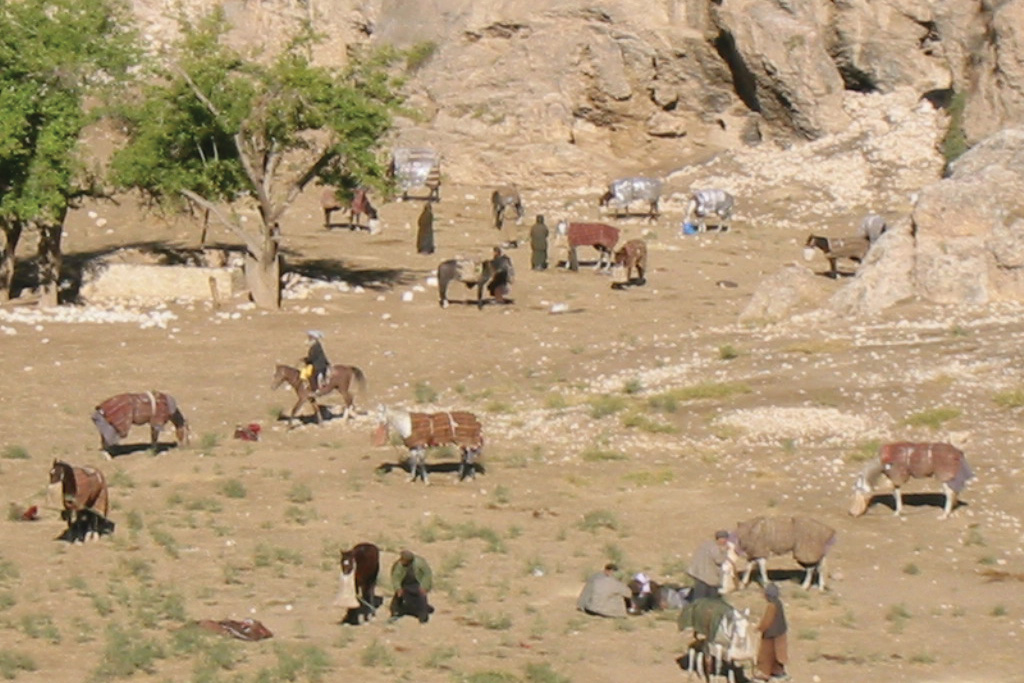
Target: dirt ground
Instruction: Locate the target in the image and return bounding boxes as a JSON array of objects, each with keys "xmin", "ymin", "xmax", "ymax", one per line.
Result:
[{"xmin": 1, "ymin": 181, "xmax": 1023, "ymax": 683}]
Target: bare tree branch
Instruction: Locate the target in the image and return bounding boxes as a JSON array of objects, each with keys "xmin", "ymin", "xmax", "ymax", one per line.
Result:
[{"xmin": 179, "ymin": 189, "xmax": 261, "ymax": 257}]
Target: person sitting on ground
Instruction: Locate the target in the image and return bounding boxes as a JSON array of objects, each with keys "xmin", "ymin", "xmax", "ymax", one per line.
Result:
[
  {"xmin": 687, "ymin": 530, "xmax": 731, "ymax": 601},
  {"xmin": 300, "ymin": 330, "xmax": 330, "ymax": 393},
  {"xmin": 389, "ymin": 549, "xmax": 434, "ymax": 623},
  {"xmin": 576, "ymin": 562, "xmax": 632, "ymax": 618}
]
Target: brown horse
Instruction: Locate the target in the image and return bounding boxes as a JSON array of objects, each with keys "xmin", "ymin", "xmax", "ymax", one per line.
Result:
[
  {"xmin": 336, "ymin": 543, "xmax": 381, "ymax": 625},
  {"xmin": 613, "ymin": 238, "xmax": 647, "ymax": 285},
  {"xmin": 321, "ymin": 187, "xmax": 378, "ymax": 230},
  {"xmin": 850, "ymin": 442, "xmax": 974, "ymax": 519},
  {"xmin": 48, "ymin": 460, "xmax": 110, "ymax": 541},
  {"xmin": 271, "ymin": 363, "xmax": 367, "ymax": 426},
  {"xmin": 91, "ymin": 391, "xmax": 190, "ymax": 455}
]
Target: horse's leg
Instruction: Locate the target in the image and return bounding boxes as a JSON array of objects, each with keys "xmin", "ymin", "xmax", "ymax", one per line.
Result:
[
  {"xmin": 941, "ymin": 482, "xmax": 954, "ymax": 519},
  {"xmin": 757, "ymin": 558, "xmax": 768, "ymax": 587},
  {"xmin": 801, "ymin": 564, "xmax": 814, "ymax": 591},
  {"xmin": 740, "ymin": 563, "xmax": 753, "ymax": 588},
  {"xmin": 149, "ymin": 424, "xmax": 160, "ymax": 452},
  {"xmin": 817, "ymin": 556, "xmax": 827, "ymax": 591},
  {"xmin": 893, "ymin": 486, "xmax": 903, "ymax": 515}
]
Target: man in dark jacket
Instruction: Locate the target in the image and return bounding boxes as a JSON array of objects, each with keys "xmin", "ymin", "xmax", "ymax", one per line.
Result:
[
  {"xmin": 416, "ymin": 203, "xmax": 435, "ymax": 254},
  {"xmin": 389, "ymin": 550, "xmax": 434, "ymax": 623},
  {"xmin": 529, "ymin": 215, "xmax": 549, "ymax": 270},
  {"xmin": 301, "ymin": 330, "xmax": 330, "ymax": 393},
  {"xmin": 486, "ymin": 247, "xmax": 515, "ymax": 304}
]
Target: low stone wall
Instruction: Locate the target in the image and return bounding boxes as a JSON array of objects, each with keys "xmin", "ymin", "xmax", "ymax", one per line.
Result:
[{"xmin": 81, "ymin": 263, "xmax": 240, "ymax": 302}]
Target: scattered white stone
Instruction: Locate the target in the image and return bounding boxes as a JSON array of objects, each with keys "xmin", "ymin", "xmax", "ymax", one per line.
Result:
[
  {"xmin": 402, "ymin": 291, "xmax": 414, "ymax": 302},
  {"xmin": 550, "ymin": 303, "xmax": 569, "ymax": 314}
]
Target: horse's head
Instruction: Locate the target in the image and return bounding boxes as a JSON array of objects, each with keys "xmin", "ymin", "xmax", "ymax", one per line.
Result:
[
  {"xmin": 48, "ymin": 459, "xmax": 65, "ymax": 485},
  {"xmin": 175, "ymin": 420, "xmax": 191, "ymax": 447},
  {"xmin": 340, "ymin": 549, "xmax": 355, "ymax": 575},
  {"xmin": 598, "ymin": 189, "xmax": 614, "ymax": 207},
  {"xmin": 371, "ymin": 405, "xmax": 390, "ymax": 447},
  {"xmin": 849, "ymin": 474, "xmax": 872, "ymax": 516},
  {"xmin": 271, "ymin": 364, "xmax": 288, "ymax": 390}
]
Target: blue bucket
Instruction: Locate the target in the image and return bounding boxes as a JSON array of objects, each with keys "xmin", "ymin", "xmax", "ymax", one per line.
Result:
[{"xmin": 682, "ymin": 222, "xmax": 698, "ymax": 235}]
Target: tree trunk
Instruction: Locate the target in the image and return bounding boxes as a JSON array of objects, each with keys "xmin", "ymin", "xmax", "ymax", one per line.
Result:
[
  {"xmin": 36, "ymin": 223, "xmax": 63, "ymax": 307},
  {"xmin": 245, "ymin": 224, "xmax": 281, "ymax": 309},
  {"xmin": 0, "ymin": 221, "xmax": 24, "ymax": 302}
]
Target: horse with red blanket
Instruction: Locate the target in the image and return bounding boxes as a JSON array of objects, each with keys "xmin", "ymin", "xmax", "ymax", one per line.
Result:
[{"xmin": 91, "ymin": 391, "xmax": 190, "ymax": 455}]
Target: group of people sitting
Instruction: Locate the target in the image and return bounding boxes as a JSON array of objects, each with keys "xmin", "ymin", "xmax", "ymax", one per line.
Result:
[{"xmin": 575, "ymin": 529, "xmax": 789, "ymax": 682}]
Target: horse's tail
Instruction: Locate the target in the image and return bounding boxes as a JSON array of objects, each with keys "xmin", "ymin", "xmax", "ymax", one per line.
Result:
[
  {"xmin": 91, "ymin": 410, "xmax": 120, "ymax": 449},
  {"xmin": 351, "ymin": 366, "xmax": 368, "ymax": 395}
]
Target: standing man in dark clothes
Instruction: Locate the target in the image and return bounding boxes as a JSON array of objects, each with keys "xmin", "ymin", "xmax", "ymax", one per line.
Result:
[
  {"xmin": 389, "ymin": 549, "xmax": 434, "ymax": 623},
  {"xmin": 754, "ymin": 583, "xmax": 789, "ymax": 681},
  {"xmin": 486, "ymin": 246, "xmax": 515, "ymax": 304},
  {"xmin": 529, "ymin": 214, "xmax": 549, "ymax": 270},
  {"xmin": 416, "ymin": 203, "xmax": 435, "ymax": 254}
]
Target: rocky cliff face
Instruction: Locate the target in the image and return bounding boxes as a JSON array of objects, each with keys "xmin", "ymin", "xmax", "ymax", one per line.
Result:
[{"xmin": 131, "ymin": 0, "xmax": 1024, "ymax": 312}]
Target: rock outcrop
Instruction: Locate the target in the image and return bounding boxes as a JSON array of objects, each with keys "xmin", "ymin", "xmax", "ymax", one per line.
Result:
[{"xmin": 830, "ymin": 128, "xmax": 1024, "ymax": 313}]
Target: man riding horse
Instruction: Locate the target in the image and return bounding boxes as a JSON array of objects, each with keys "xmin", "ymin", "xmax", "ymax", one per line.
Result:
[{"xmin": 301, "ymin": 330, "xmax": 331, "ymax": 394}]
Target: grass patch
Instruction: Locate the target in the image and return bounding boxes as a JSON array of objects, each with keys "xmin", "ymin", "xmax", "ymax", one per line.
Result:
[
  {"xmin": 287, "ymin": 483, "xmax": 314, "ymax": 504},
  {"xmin": 92, "ymin": 623, "xmax": 165, "ymax": 679},
  {"xmin": 405, "ymin": 41, "xmax": 438, "ymax": 72},
  {"xmin": 578, "ymin": 509, "xmax": 619, "ymax": 533},
  {"xmin": 414, "ymin": 381, "xmax": 438, "ymax": 404},
  {"xmin": 198, "ymin": 433, "xmax": 220, "ymax": 451},
  {"xmin": 622, "ymin": 378, "xmax": 644, "ymax": 395},
  {"xmin": 424, "ymin": 646, "xmax": 458, "ymax": 669},
  {"xmin": 20, "ymin": 614, "xmax": 60, "ymax": 644},
  {"xmin": 797, "ymin": 628, "xmax": 819, "ymax": 641},
  {"xmin": 621, "ymin": 413, "xmax": 677, "ymax": 434},
  {"xmin": 718, "ymin": 344, "xmax": 740, "ymax": 360},
  {"xmin": 544, "ymin": 393, "xmax": 568, "ymax": 410},
  {"xmin": 909, "ymin": 651, "xmax": 936, "ymax": 664},
  {"xmin": 476, "ymin": 611, "xmax": 513, "ymax": 630},
  {"xmin": 285, "ymin": 505, "xmax": 318, "ymax": 525},
  {"xmin": 904, "ymin": 407, "xmax": 960, "ymax": 430},
  {"xmin": 0, "ymin": 651, "xmax": 36, "ymax": 679},
  {"xmin": 886, "ymin": 603, "xmax": 911, "ymax": 633},
  {"xmin": 0, "ymin": 445, "xmax": 29, "ymax": 460},
  {"xmin": 903, "ymin": 563, "xmax": 920, "ymax": 575},
  {"xmin": 460, "ymin": 672, "xmax": 519, "ymax": 683},
  {"xmin": 266, "ymin": 643, "xmax": 332, "ymax": 682},
  {"xmin": 647, "ymin": 382, "xmax": 750, "ymax": 412},
  {"xmin": 486, "ymin": 401, "xmax": 514, "ymax": 414},
  {"xmin": 219, "ymin": 479, "xmax": 247, "ymax": 499},
  {"xmin": 580, "ymin": 448, "xmax": 627, "ymax": 462},
  {"xmin": 991, "ymin": 604, "xmax": 1008, "ymax": 617},
  {"xmin": 588, "ymin": 394, "xmax": 628, "ymax": 419},
  {"xmin": 254, "ymin": 544, "xmax": 304, "ymax": 570},
  {"xmin": 622, "ymin": 469, "xmax": 674, "ymax": 486},
  {"xmin": 848, "ymin": 439, "xmax": 881, "ymax": 463},
  {"xmin": 149, "ymin": 527, "xmax": 179, "ymax": 559},
  {"xmin": 993, "ymin": 387, "xmax": 1024, "ymax": 409},
  {"xmin": 0, "ymin": 556, "xmax": 19, "ymax": 584},
  {"xmin": 360, "ymin": 639, "xmax": 395, "ymax": 668},
  {"xmin": 524, "ymin": 662, "xmax": 571, "ymax": 683}
]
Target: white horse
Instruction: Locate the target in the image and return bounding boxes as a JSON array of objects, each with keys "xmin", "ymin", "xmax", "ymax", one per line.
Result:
[
  {"xmin": 685, "ymin": 189, "xmax": 735, "ymax": 233},
  {"xmin": 682, "ymin": 599, "xmax": 756, "ymax": 683}
]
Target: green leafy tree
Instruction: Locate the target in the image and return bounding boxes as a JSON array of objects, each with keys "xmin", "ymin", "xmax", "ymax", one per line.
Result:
[
  {"xmin": 0, "ymin": 0, "xmax": 137, "ymax": 303},
  {"xmin": 111, "ymin": 11, "xmax": 403, "ymax": 309}
]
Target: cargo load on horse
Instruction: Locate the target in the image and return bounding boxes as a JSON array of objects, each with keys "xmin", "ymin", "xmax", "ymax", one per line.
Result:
[
  {"xmin": 677, "ymin": 596, "xmax": 756, "ymax": 682},
  {"xmin": 599, "ymin": 177, "xmax": 661, "ymax": 220},
  {"xmin": 373, "ymin": 405, "xmax": 484, "ymax": 483},
  {"xmin": 390, "ymin": 147, "xmax": 441, "ymax": 202},
  {"xmin": 91, "ymin": 391, "xmax": 189, "ymax": 455},
  {"xmin": 850, "ymin": 442, "xmax": 974, "ymax": 519}
]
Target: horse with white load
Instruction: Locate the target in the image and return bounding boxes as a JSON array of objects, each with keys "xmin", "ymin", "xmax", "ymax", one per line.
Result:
[
  {"xmin": 685, "ymin": 189, "xmax": 735, "ymax": 233},
  {"xmin": 599, "ymin": 177, "xmax": 662, "ymax": 220}
]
